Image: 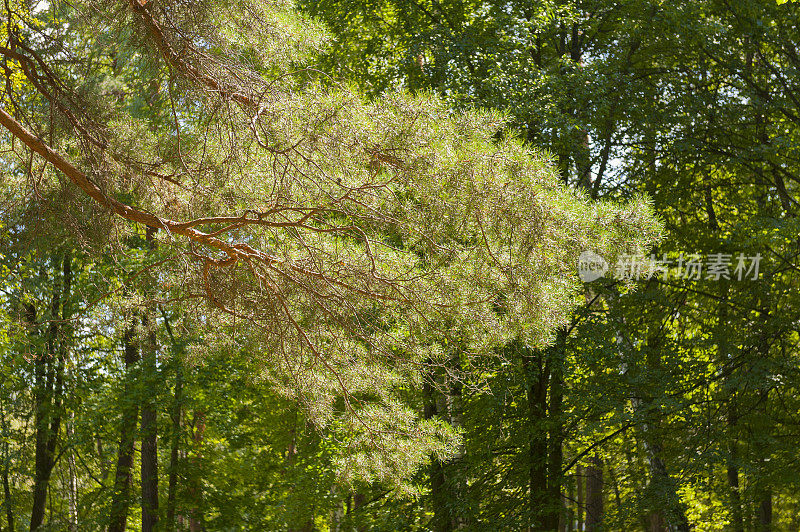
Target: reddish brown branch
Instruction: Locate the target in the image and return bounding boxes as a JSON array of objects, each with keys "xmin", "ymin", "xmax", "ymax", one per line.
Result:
[
  {"xmin": 126, "ymin": 0, "xmax": 257, "ymax": 107},
  {"xmin": 0, "ymin": 107, "xmax": 417, "ymax": 306},
  {"xmin": 0, "ymin": 106, "xmax": 255, "ymax": 261}
]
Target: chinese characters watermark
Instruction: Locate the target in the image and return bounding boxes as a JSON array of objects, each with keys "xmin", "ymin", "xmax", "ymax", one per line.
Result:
[{"xmin": 578, "ymin": 251, "xmax": 762, "ymax": 283}]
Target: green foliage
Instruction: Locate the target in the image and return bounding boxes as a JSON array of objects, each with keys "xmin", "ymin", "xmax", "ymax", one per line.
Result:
[
  {"xmin": 0, "ymin": 0, "xmax": 661, "ymax": 503},
  {"xmin": 10, "ymin": 0, "xmax": 798, "ymax": 530},
  {"xmin": 298, "ymin": 0, "xmax": 800, "ymax": 528}
]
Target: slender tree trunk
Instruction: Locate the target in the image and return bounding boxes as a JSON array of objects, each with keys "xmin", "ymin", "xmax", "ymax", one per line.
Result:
[
  {"xmin": 31, "ymin": 253, "xmax": 71, "ymax": 531},
  {"xmin": 108, "ymin": 321, "xmax": 141, "ymax": 532},
  {"xmin": 189, "ymin": 410, "xmax": 206, "ymax": 532},
  {"xmin": 726, "ymin": 391, "xmax": 744, "ymax": 530},
  {"xmin": 545, "ymin": 330, "xmax": 567, "ymax": 531},
  {"xmin": 576, "ymin": 465, "xmax": 584, "ymax": 532},
  {"xmin": 429, "ymin": 458, "xmax": 449, "ymax": 532},
  {"xmin": 574, "ymin": 129, "xmax": 591, "ymax": 191},
  {"xmin": 177, "ymin": 447, "xmax": 187, "ymax": 531},
  {"xmin": 29, "ymin": 298, "xmax": 47, "ymax": 532},
  {"xmin": 712, "ymin": 280, "xmax": 745, "ymax": 532},
  {"xmin": 755, "ymin": 392, "xmax": 772, "ymax": 532},
  {"xmin": 30, "ymin": 377, "xmax": 50, "ymax": 530},
  {"xmin": 424, "ymin": 369, "xmax": 452, "ymax": 532},
  {"xmin": 423, "ymin": 354, "xmax": 468, "ymax": 531},
  {"xmin": 566, "ymin": 474, "xmax": 574, "ymax": 532},
  {"xmin": 525, "ymin": 349, "xmax": 549, "ymax": 532},
  {"xmin": 163, "ymin": 310, "xmax": 183, "ymax": 531},
  {"xmin": 1, "ymin": 399, "xmax": 13, "ymax": 532},
  {"xmin": 96, "ymin": 436, "xmax": 110, "ymax": 483},
  {"xmin": 285, "ymin": 411, "xmax": 314, "ymax": 532},
  {"xmin": 758, "ymin": 488, "xmax": 772, "ymax": 532},
  {"xmin": 30, "ymin": 284, "xmax": 58, "ymax": 530},
  {"xmin": 64, "ymin": 256, "xmax": 77, "ymax": 531},
  {"xmin": 140, "ymin": 313, "xmax": 159, "ymax": 532},
  {"xmin": 584, "ymin": 456, "xmax": 602, "ymax": 532},
  {"xmin": 330, "ymin": 486, "xmax": 345, "ymax": 532},
  {"xmin": 67, "ymin": 411, "xmax": 78, "ymax": 532},
  {"xmin": 445, "ymin": 354, "xmax": 467, "ymax": 530},
  {"xmin": 353, "ymin": 493, "xmax": 368, "ymax": 532},
  {"xmin": 636, "ymin": 335, "xmax": 690, "ymax": 532}
]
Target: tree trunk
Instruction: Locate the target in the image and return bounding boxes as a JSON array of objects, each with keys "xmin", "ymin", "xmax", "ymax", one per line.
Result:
[
  {"xmin": 65, "ymin": 259, "xmax": 78, "ymax": 532},
  {"xmin": 757, "ymin": 488, "xmax": 772, "ymax": 532},
  {"xmin": 646, "ymin": 511, "xmax": 665, "ymax": 532},
  {"xmin": 189, "ymin": 410, "xmax": 206, "ymax": 532},
  {"xmin": 424, "ymin": 370, "xmax": 453, "ymax": 532},
  {"xmin": 330, "ymin": 486, "xmax": 345, "ymax": 532},
  {"xmin": 29, "ymin": 300, "xmax": 48, "ymax": 532},
  {"xmin": 285, "ymin": 409, "xmax": 314, "ymax": 532},
  {"xmin": 726, "ymin": 406, "xmax": 744, "ymax": 532},
  {"xmin": 565, "ymin": 473, "xmax": 574, "ymax": 532},
  {"xmin": 1, "ymin": 399, "xmax": 14, "ymax": 532},
  {"xmin": 30, "ymin": 296, "xmax": 55, "ymax": 530},
  {"xmin": 523, "ymin": 342, "xmax": 552, "ymax": 532},
  {"xmin": 576, "ymin": 465, "xmax": 584, "ymax": 532},
  {"xmin": 31, "ymin": 252, "xmax": 71, "ymax": 531},
  {"xmin": 163, "ymin": 310, "xmax": 183, "ymax": 531},
  {"xmin": 584, "ymin": 456, "xmax": 602, "ymax": 532},
  {"xmin": 108, "ymin": 321, "xmax": 141, "ymax": 532},
  {"xmin": 447, "ymin": 357, "xmax": 466, "ymax": 531},
  {"xmin": 353, "ymin": 493, "xmax": 368, "ymax": 532},
  {"xmin": 716, "ymin": 281, "xmax": 745, "ymax": 532},
  {"xmin": 545, "ymin": 330, "xmax": 567, "ymax": 531},
  {"xmin": 96, "ymin": 436, "xmax": 110, "ymax": 483},
  {"xmin": 67, "ymin": 411, "xmax": 78, "ymax": 532},
  {"xmin": 636, "ymin": 335, "xmax": 690, "ymax": 532},
  {"xmin": 423, "ymin": 354, "xmax": 468, "ymax": 531},
  {"xmin": 140, "ymin": 313, "xmax": 159, "ymax": 532},
  {"xmin": 525, "ymin": 350, "xmax": 549, "ymax": 531}
]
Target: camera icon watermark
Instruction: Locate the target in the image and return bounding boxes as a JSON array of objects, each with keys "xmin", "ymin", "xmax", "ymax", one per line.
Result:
[{"xmin": 578, "ymin": 251, "xmax": 609, "ymax": 282}]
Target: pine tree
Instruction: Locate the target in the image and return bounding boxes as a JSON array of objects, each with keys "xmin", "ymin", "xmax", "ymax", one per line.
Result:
[{"xmin": 0, "ymin": 2, "xmax": 659, "ymax": 523}]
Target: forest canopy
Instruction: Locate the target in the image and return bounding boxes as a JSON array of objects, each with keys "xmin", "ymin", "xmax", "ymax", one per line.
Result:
[{"xmin": 2, "ymin": 0, "xmax": 798, "ymax": 531}]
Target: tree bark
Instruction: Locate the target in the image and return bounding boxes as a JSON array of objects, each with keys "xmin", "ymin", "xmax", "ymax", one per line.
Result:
[
  {"xmin": 726, "ymin": 456, "xmax": 743, "ymax": 532},
  {"xmin": 576, "ymin": 465, "xmax": 583, "ymax": 532},
  {"xmin": 108, "ymin": 321, "xmax": 141, "ymax": 532},
  {"xmin": 544, "ymin": 330, "xmax": 566, "ymax": 531},
  {"xmin": 30, "ymin": 294, "xmax": 54, "ymax": 531},
  {"xmin": 140, "ymin": 313, "xmax": 159, "ymax": 532},
  {"xmin": 162, "ymin": 310, "xmax": 183, "ymax": 531},
  {"xmin": 353, "ymin": 493, "xmax": 368, "ymax": 532},
  {"xmin": 446, "ymin": 355, "xmax": 466, "ymax": 530},
  {"xmin": 31, "ymin": 252, "xmax": 71, "ymax": 531},
  {"xmin": 525, "ymin": 347, "xmax": 549, "ymax": 531},
  {"xmin": 565, "ymin": 473, "xmax": 574, "ymax": 532},
  {"xmin": 757, "ymin": 487, "xmax": 772, "ymax": 532},
  {"xmin": 584, "ymin": 456, "xmax": 602, "ymax": 532},
  {"xmin": 64, "ymin": 256, "xmax": 77, "ymax": 532},
  {"xmin": 637, "ymin": 335, "xmax": 690, "ymax": 532},
  {"xmin": 189, "ymin": 410, "xmax": 206, "ymax": 532},
  {"xmin": 424, "ymin": 369, "xmax": 453, "ymax": 532},
  {"xmin": 67, "ymin": 411, "xmax": 78, "ymax": 532},
  {"xmin": 724, "ymin": 348, "xmax": 744, "ymax": 531},
  {"xmin": 1, "ymin": 399, "xmax": 13, "ymax": 532}
]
